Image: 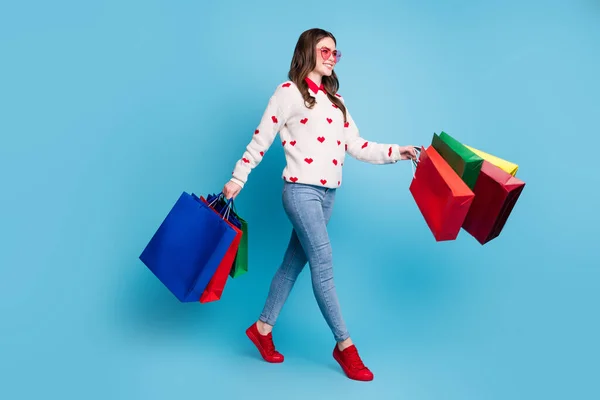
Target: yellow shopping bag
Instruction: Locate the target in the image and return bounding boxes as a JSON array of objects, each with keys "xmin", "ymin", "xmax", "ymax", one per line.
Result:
[{"xmin": 464, "ymin": 145, "xmax": 519, "ymax": 176}]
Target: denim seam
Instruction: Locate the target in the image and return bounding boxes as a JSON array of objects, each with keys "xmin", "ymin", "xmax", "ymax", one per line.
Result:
[
  {"xmin": 262, "ymin": 242, "xmax": 300, "ymax": 325},
  {"xmin": 260, "ymin": 185, "xmax": 292, "ymax": 324},
  {"xmin": 260, "ymin": 187, "xmax": 303, "ymax": 326},
  {"xmin": 323, "ymin": 190, "xmax": 347, "ymax": 342},
  {"xmin": 292, "ymin": 187, "xmax": 340, "ymax": 339}
]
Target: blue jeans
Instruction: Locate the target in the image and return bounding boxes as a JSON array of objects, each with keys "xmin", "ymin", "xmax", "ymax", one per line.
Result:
[{"xmin": 259, "ymin": 182, "xmax": 350, "ymax": 342}]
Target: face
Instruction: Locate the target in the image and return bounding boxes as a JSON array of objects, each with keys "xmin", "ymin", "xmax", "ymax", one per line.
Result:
[{"xmin": 313, "ymin": 36, "xmax": 341, "ymax": 77}]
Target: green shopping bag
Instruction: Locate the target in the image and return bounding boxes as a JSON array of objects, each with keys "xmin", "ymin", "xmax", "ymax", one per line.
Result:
[
  {"xmin": 205, "ymin": 193, "xmax": 249, "ymax": 278},
  {"xmin": 431, "ymin": 131, "xmax": 483, "ymax": 189},
  {"xmin": 230, "ymin": 214, "xmax": 248, "ymax": 278}
]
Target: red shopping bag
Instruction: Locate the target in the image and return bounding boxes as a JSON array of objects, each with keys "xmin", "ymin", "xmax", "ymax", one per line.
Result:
[
  {"xmin": 409, "ymin": 146, "xmax": 475, "ymax": 241},
  {"xmin": 462, "ymin": 160, "xmax": 526, "ymax": 244},
  {"xmin": 198, "ymin": 196, "xmax": 242, "ymax": 303}
]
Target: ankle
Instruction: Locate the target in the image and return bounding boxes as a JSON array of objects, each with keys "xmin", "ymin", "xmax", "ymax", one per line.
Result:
[
  {"xmin": 337, "ymin": 338, "xmax": 353, "ymax": 351},
  {"xmin": 256, "ymin": 320, "xmax": 273, "ymax": 335}
]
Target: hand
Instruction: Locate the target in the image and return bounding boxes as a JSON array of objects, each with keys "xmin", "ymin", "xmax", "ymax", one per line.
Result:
[
  {"xmin": 223, "ymin": 180, "xmax": 242, "ymax": 200},
  {"xmin": 399, "ymin": 145, "xmax": 418, "ymax": 160}
]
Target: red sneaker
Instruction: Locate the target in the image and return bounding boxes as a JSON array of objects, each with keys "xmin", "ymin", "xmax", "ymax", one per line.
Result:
[
  {"xmin": 245, "ymin": 322, "xmax": 284, "ymax": 363},
  {"xmin": 333, "ymin": 344, "xmax": 374, "ymax": 381}
]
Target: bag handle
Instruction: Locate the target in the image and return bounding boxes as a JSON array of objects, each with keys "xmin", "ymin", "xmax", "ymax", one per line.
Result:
[
  {"xmin": 410, "ymin": 146, "xmax": 421, "ymax": 177},
  {"xmin": 213, "ymin": 192, "xmax": 240, "ymax": 215},
  {"xmin": 208, "ymin": 192, "xmax": 234, "ymax": 220}
]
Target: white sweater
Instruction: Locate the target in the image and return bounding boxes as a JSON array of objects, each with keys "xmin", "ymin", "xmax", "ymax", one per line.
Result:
[{"xmin": 230, "ymin": 77, "xmax": 402, "ymax": 189}]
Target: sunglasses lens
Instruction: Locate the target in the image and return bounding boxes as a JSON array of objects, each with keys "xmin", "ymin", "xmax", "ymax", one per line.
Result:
[
  {"xmin": 319, "ymin": 48, "xmax": 341, "ymax": 63},
  {"xmin": 334, "ymin": 50, "xmax": 341, "ymax": 62}
]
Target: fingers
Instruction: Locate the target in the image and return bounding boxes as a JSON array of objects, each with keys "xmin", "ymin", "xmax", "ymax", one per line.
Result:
[
  {"xmin": 399, "ymin": 148, "xmax": 415, "ymax": 160},
  {"xmin": 223, "ymin": 183, "xmax": 240, "ymax": 200},
  {"xmin": 223, "ymin": 185, "xmax": 232, "ymax": 200},
  {"xmin": 406, "ymin": 145, "xmax": 418, "ymax": 160}
]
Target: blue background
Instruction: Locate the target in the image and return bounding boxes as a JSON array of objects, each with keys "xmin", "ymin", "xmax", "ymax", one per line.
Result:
[{"xmin": 1, "ymin": 0, "xmax": 598, "ymax": 399}]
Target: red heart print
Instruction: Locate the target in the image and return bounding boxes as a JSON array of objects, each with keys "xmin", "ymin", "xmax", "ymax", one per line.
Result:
[
  {"xmin": 304, "ymin": 158, "xmax": 313, "ymax": 164},
  {"xmin": 332, "ymin": 159, "xmax": 338, "ymax": 165},
  {"xmin": 326, "ymin": 118, "xmax": 332, "ymax": 124},
  {"xmin": 290, "ymin": 177, "xmax": 298, "ymax": 182},
  {"xmin": 320, "ymin": 179, "xmax": 327, "ymax": 185},
  {"xmin": 317, "ymin": 137, "xmax": 325, "ymax": 143},
  {"xmin": 242, "ymin": 158, "xmax": 249, "ymax": 163},
  {"xmin": 344, "ymin": 122, "xmax": 349, "ymax": 128},
  {"xmin": 338, "ymin": 181, "xmax": 340, "ymax": 185},
  {"xmin": 272, "ymin": 116, "xmax": 278, "ymax": 123},
  {"xmin": 335, "ymin": 93, "xmax": 342, "ymax": 98},
  {"xmin": 254, "ymin": 129, "xmax": 259, "ymax": 135},
  {"xmin": 362, "ymin": 142, "xmax": 368, "ymax": 149},
  {"xmin": 332, "ymin": 104, "xmax": 338, "ymax": 108},
  {"xmin": 345, "ymin": 144, "xmax": 348, "ymax": 151},
  {"xmin": 388, "ymin": 146, "xmax": 392, "ymax": 157},
  {"xmin": 282, "ymin": 82, "xmax": 291, "ymax": 87},
  {"xmin": 300, "ymin": 118, "xmax": 308, "ymax": 124},
  {"xmin": 260, "ymin": 151, "xmax": 264, "ymax": 156},
  {"xmin": 337, "ymin": 140, "xmax": 341, "ymax": 146},
  {"xmin": 282, "ymin": 140, "xmax": 286, "ymax": 146},
  {"xmin": 290, "ymin": 140, "xmax": 296, "ymax": 146}
]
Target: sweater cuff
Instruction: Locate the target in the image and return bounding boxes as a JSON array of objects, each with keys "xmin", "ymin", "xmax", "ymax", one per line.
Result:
[
  {"xmin": 230, "ymin": 177, "xmax": 245, "ymax": 188},
  {"xmin": 392, "ymin": 144, "xmax": 403, "ymax": 162}
]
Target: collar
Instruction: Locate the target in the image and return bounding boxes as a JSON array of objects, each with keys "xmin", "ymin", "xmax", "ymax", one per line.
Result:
[{"xmin": 305, "ymin": 77, "xmax": 325, "ymax": 95}]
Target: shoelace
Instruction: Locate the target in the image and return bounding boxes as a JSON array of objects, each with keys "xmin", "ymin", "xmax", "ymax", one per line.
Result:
[
  {"xmin": 259, "ymin": 333, "xmax": 277, "ymax": 355},
  {"xmin": 344, "ymin": 347, "xmax": 367, "ymax": 370}
]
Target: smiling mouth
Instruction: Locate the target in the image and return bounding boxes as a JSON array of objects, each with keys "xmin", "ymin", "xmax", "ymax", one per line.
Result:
[{"xmin": 324, "ymin": 63, "xmax": 334, "ymax": 69}]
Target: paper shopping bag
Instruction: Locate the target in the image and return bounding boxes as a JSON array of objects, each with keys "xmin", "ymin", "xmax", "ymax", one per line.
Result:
[
  {"xmin": 196, "ymin": 195, "xmax": 242, "ymax": 303},
  {"xmin": 409, "ymin": 146, "xmax": 475, "ymax": 241},
  {"xmin": 206, "ymin": 193, "xmax": 241, "ymax": 228},
  {"xmin": 230, "ymin": 216, "xmax": 248, "ymax": 278},
  {"xmin": 464, "ymin": 145, "xmax": 519, "ymax": 176},
  {"xmin": 462, "ymin": 161, "xmax": 526, "ymax": 244},
  {"xmin": 431, "ymin": 131, "xmax": 483, "ymax": 189},
  {"xmin": 139, "ymin": 192, "xmax": 237, "ymax": 302},
  {"xmin": 205, "ymin": 193, "xmax": 248, "ymax": 278}
]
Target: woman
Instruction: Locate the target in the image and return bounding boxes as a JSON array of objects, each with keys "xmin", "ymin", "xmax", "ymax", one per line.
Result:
[{"xmin": 222, "ymin": 28, "xmax": 416, "ymax": 381}]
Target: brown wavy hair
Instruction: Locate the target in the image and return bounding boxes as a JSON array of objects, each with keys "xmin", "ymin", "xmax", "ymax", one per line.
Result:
[{"xmin": 288, "ymin": 28, "xmax": 347, "ymax": 122}]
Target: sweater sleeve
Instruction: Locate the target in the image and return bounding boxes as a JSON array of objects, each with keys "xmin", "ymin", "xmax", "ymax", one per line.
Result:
[
  {"xmin": 230, "ymin": 87, "xmax": 288, "ymax": 188},
  {"xmin": 342, "ymin": 101, "xmax": 402, "ymax": 164}
]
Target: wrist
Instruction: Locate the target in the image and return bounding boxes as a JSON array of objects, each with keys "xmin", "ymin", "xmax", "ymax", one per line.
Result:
[
  {"xmin": 394, "ymin": 145, "xmax": 404, "ymax": 161},
  {"xmin": 230, "ymin": 177, "xmax": 245, "ymax": 188}
]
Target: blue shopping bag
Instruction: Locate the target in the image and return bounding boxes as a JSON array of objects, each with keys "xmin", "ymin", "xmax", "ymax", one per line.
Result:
[
  {"xmin": 201, "ymin": 193, "xmax": 248, "ymax": 279},
  {"xmin": 139, "ymin": 191, "xmax": 237, "ymax": 302}
]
